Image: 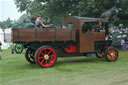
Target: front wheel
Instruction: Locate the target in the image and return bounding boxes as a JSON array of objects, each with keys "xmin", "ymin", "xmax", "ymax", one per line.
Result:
[
  {"xmin": 105, "ymin": 47, "xmax": 118, "ymax": 62},
  {"xmin": 34, "ymin": 46, "xmax": 57, "ymax": 68}
]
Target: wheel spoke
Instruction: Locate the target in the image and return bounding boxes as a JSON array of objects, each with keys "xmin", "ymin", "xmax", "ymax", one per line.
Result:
[
  {"xmin": 30, "ymin": 57, "xmax": 34, "ymax": 62},
  {"xmin": 45, "ymin": 60, "xmax": 48, "ymax": 64},
  {"xmin": 41, "ymin": 59, "xmax": 45, "ymax": 64},
  {"xmin": 110, "ymin": 51, "xmax": 116, "ymax": 58},
  {"xmin": 49, "ymin": 55, "xmax": 54, "ymax": 58},
  {"xmin": 39, "ymin": 56, "xmax": 44, "ymax": 59},
  {"xmin": 47, "ymin": 50, "xmax": 52, "ymax": 55},
  {"xmin": 41, "ymin": 52, "xmax": 45, "ymax": 56},
  {"xmin": 108, "ymin": 53, "xmax": 112, "ymax": 59},
  {"xmin": 115, "ymin": 51, "xmax": 118, "ymax": 57},
  {"xmin": 45, "ymin": 50, "xmax": 47, "ymax": 54},
  {"xmin": 48, "ymin": 59, "xmax": 51, "ymax": 62},
  {"xmin": 49, "ymin": 59, "xmax": 53, "ymax": 64},
  {"xmin": 113, "ymin": 51, "xmax": 117, "ymax": 58}
]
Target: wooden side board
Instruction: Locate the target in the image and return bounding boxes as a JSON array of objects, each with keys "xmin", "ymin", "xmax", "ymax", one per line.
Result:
[{"xmin": 12, "ymin": 28, "xmax": 76, "ymax": 43}]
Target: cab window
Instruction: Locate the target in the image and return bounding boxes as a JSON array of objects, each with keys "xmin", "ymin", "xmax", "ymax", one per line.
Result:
[
  {"xmin": 82, "ymin": 22, "xmax": 105, "ymax": 33},
  {"xmin": 68, "ymin": 22, "xmax": 73, "ymax": 29}
]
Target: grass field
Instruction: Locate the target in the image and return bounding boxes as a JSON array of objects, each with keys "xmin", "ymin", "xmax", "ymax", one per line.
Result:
[{"xmin": 0, "ymin": 48, "xmax": 128, "ymax": 85}]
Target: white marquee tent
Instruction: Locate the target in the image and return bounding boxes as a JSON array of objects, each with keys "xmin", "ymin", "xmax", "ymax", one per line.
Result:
[{"xmin": 0, "ymin": 28, "xmax": 12, "ymax": 49}]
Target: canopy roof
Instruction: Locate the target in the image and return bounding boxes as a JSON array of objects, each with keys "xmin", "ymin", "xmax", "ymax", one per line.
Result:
[{"xmin": 72, "ymin": 16, "xmax": 108, "ymax": 22}]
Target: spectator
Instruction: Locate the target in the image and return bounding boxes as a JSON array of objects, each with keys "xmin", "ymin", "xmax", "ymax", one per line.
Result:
[
  {"xmin": 31, "ymin": 16, "xmax": 36, "ymax": 24},
  {"xmin": 0, "ymin": 41, "xmax": 2, "ymax": 52},
  {"xmin": 121, "ymin": 37, "xmax": 128, "ymax": 50}
]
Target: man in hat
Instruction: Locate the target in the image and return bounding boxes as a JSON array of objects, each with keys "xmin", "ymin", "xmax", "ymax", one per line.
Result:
[{"xmin": 35, "ymin": 14, "xmax": 47, "ymax": 28}]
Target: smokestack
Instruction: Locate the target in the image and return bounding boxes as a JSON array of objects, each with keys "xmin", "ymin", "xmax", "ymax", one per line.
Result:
[
  {"xmin": 100, "ymin": 6, "xmax": 116, "ymax": 18},
  {"xmin": 100, "ymin": 0, "xmax": 126, "ymax": 19}
]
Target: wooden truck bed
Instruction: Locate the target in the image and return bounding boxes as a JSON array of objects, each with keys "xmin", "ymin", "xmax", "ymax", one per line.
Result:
[{"xmin": 12, "ymin": 28, "xmax": 76, "ymax": 43}]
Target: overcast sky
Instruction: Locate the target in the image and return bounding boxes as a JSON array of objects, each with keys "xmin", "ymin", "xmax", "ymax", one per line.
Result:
[{"xmin": 0, "ymin": 0, "xmax": 25, "ymax": 21}]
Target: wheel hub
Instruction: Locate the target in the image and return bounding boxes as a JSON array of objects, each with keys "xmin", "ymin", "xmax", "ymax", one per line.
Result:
[
  {"xmin": 44, "ymin": 55, "xmax": 49, "ymax": 60},
  {"xmin": 111, "ymin": 52, "xmax": 115, "ymax": 57}
]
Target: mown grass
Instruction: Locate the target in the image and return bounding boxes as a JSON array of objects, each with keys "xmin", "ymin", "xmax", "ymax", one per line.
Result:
[{"xmin": 0, "ymin": 48, "xmax": 128, "ymax": 85}]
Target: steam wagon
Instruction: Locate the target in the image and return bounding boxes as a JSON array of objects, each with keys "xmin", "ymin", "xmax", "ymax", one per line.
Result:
[{"xmin": 12, "ymin": 16, "xmax": 118, "ymax": 68}]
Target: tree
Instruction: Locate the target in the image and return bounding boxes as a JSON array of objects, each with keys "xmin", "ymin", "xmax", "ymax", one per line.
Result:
[
  {"xmin": 6, "ymin": 17, "xmax": 13, "ymax": 27},
  {"xmin": 17, "ymin": 14, "xmax": 30, "ymax": 23},
  {"xmin": 0, "ymin": 17, "xmax": 12, "ymax": 29},
  {"xmin": 117, "ymin": 0, "xmax": 128, "ymax": 26},
  {"xmin": 0, "ymin": 21, "xmax": 6, "ymax": 29},
  {"xmin": 14, "ymin": 0, "xmax": 128, "ymax": 26}
]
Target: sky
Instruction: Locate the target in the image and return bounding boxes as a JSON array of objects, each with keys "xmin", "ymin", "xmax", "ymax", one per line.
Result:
[{"xmin": 0, "ymin": 0, "xmax": 26, "ymax": 21}]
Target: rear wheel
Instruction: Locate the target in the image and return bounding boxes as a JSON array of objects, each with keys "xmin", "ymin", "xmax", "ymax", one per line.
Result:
[
  {"xmin": 34, "ymin": 46, "xmax": 57, "ymax": 68},
  {"xmin": 105, "ymin": 47, "xmax": 118, "ymax": 62},
  {"xmin": 25, "ymin": 48, "xmax": 36, "ymax": 64}
]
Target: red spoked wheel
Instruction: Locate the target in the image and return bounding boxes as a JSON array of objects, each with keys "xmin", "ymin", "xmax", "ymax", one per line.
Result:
[
  {"xmin": 105, "ymin": 47, "xmax": 118, "ymax": 62},
  {"xmin": 35, "ymin": 46, "xmax": 57, "ymax": 68}
]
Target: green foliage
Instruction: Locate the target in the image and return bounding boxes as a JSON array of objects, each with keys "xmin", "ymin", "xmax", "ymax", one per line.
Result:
[
  {"xmin": 117, "ymin": 0, "xmax": 128, "ymax": 26},
  {"xmin": 0, "ymin": 17, "xmax": 12, "ymax": 29},
  {"xmin": 0, "ymin": 21, "xmax": 6, "ymax": 29},
  {"xmin": 17, "ymin": 14, "xmax": 30, "ymax": 23},
  {"xmin": 14, "ymin": 0, "xmax": 128, "ymax": 26}
]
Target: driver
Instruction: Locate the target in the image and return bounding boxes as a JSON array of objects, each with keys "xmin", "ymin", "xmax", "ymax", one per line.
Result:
[{"xmin": 35, "ymin": 14, "xmax": 47, "ymax": 28}]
